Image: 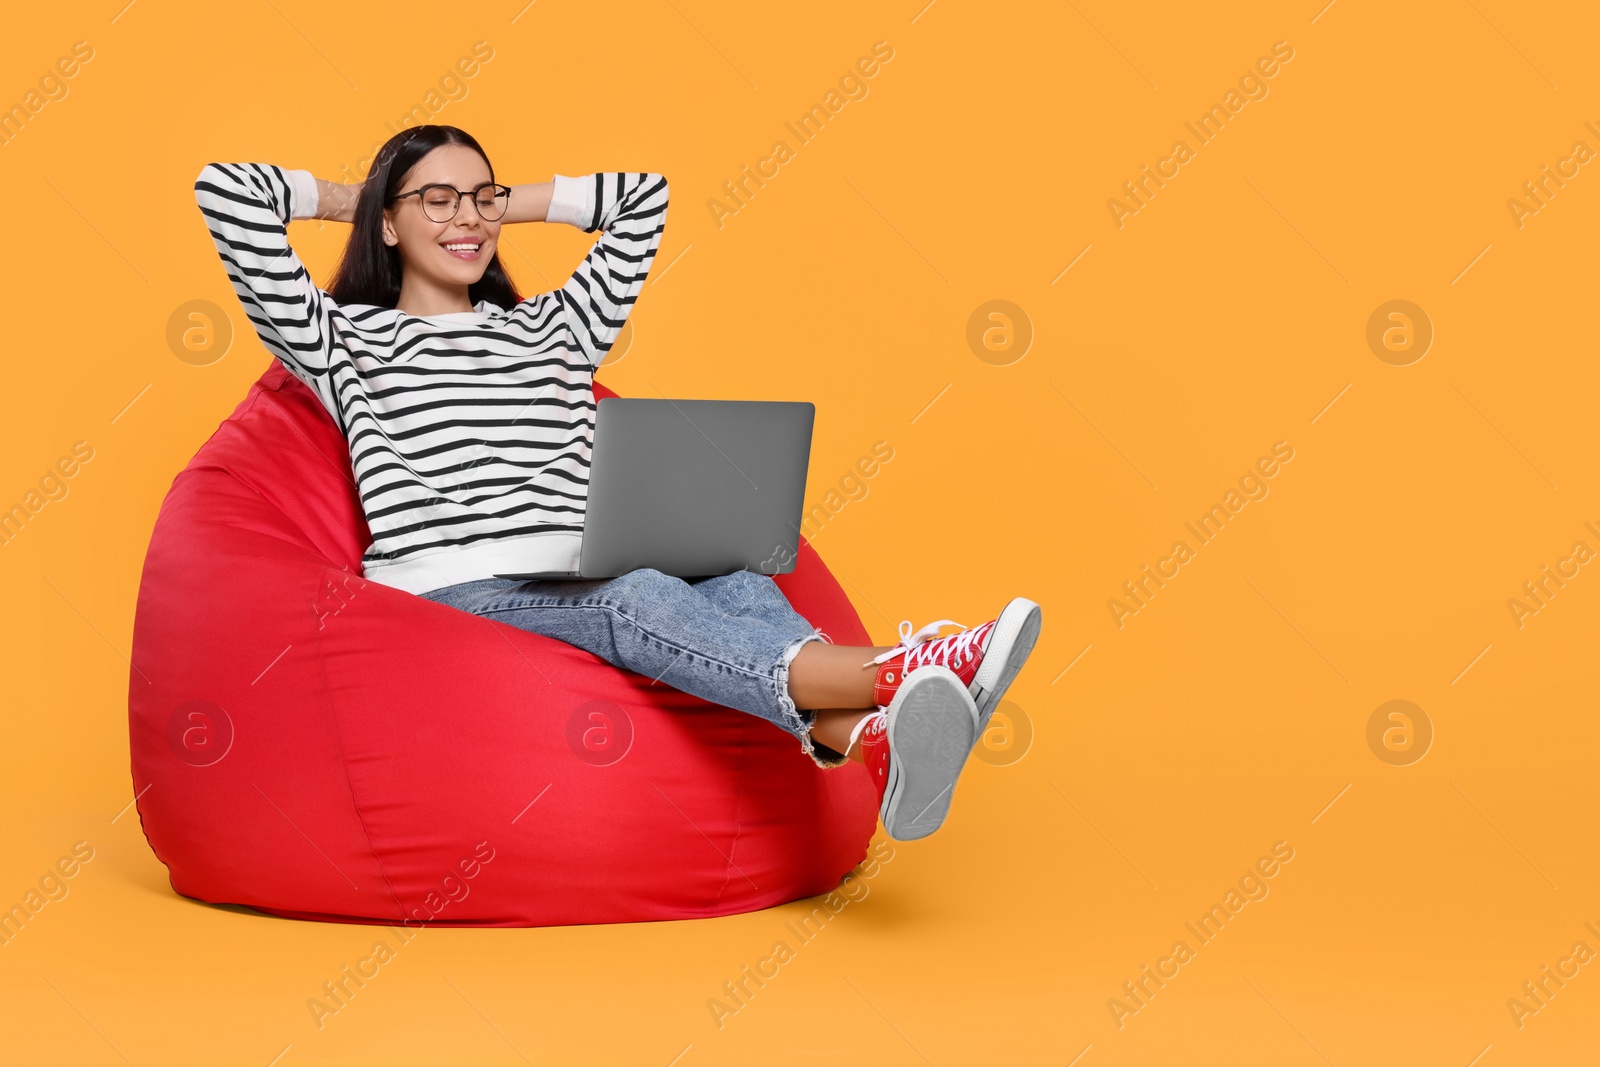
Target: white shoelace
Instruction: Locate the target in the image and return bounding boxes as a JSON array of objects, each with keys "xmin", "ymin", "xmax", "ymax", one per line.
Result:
[{"xmin": 861, "ymin": 618, "xmax": 976, "ymax": 669}]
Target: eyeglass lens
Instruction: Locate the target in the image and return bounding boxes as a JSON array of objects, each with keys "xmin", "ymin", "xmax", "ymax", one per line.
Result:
[{"xmin": 422, "ymin": 185, "xmax": 506, "ymax": 222}]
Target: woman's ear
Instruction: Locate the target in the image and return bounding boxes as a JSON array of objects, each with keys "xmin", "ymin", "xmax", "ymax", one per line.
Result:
[{"xmin": 381, "ymin": 209, "xmax": 397, "ymax": 246}]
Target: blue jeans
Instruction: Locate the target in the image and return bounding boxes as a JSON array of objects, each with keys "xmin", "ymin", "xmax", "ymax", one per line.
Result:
[{"xmin": 417, "ymin": 567, "xmax": 849, "ymax": 767}]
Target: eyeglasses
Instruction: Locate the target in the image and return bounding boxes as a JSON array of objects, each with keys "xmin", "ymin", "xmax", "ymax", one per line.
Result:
[{"xmin": 390, "ymin": 181, "xmax": 511, "ymax": 223}]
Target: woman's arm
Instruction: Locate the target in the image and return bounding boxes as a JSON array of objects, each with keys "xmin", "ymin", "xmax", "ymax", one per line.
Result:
[
  {"xmin": 500, "ymin": 180, "xmax": 555, "ymax": 225},
  {"xmin": 517, "ymin": 172, "xmax": 670, "ymax": 368},
  {"xmin": 312, "ymin": 177, "xmax": 365, "ymax": 224},
  {"xmin": 193, "ymin": 163, "xmax": 340, "ymax": 389}
]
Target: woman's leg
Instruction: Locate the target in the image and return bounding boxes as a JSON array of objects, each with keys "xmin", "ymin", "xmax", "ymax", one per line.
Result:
[
  {"xmin": 685, "ymin": 569, "xmax": 813, "ymax": 630},
  {"xmin": 683, "ymin": 570, "xmax": 893, "ymax": 764},
  {"xmin": 808, "ymin": 707, "xmax": 878, "ymax": 762},
  {"xmin": 784, "ymin": 641, "xmax": 888, "ymax": 709},
  {"xmin": 686, "ymin": 570, "xmax": 891, "ymax": 708},
  {"xmin": 419, "ymin": 569, "xmax": 889, "ymax": 767},
  {"xmin": 678, "ymin": 570, "xmax": 896, "ymax": 761}
]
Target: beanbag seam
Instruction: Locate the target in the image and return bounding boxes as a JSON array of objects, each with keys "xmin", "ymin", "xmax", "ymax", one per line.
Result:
[
  {"xmin": 307, "ymin": 563, "xmax": 408, "ymax": 920},
  {"xmin": 710, "ymin": 716, "xmax": 751, "ymax": 909}
]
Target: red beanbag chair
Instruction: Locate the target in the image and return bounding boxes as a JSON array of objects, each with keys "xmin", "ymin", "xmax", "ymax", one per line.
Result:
[{"xmin": 127, "ymin": 362, "xmax": 877, "ymax": 926}]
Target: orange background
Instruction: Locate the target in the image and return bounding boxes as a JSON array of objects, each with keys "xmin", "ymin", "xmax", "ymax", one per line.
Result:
[{"xmin": 3, "ymin": 1, "xmax": 1598, "ymax": 1063}]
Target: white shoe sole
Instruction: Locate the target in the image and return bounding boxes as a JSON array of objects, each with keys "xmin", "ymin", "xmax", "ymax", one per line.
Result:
[
  {"xmin": 881, "ymin": 665, "xmax": 979, "ymax": 841},
  {"xmin": 970, "ymin": 597, "xmax": 1043, "ymax": 734}
]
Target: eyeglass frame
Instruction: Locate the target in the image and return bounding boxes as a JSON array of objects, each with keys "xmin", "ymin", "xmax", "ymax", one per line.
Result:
[{"xmin": 389, "ymin": 181, "xmax": 512, "ymax": 223}]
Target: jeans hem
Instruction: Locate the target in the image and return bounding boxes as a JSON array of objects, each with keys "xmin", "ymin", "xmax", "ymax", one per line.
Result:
[{"xmin": 775, "ymin": 630, "xmax": 849, "ymax": 769}]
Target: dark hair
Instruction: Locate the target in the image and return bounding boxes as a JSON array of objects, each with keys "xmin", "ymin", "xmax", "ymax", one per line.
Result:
[{"xmin": 326, "ymin": 125, "xmax": 522, "ymax": 311}]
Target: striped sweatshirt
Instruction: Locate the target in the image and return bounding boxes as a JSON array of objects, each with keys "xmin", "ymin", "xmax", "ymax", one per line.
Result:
[{"xmin": 193, "ymin": 162, "xmax": 669, "ymax": 595}]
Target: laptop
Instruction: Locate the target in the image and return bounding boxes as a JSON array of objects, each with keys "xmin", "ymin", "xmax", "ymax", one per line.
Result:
[{"xmin": 494, "ymin": 397, "xmax": 815, "ymax": 581}]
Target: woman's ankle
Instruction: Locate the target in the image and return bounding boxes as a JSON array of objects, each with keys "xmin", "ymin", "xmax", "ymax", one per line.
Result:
[
  {"xmin": 808, "ymin": 707, "xmax": 878, "ymax": 762},
  {"xmin": 788, "ymin": 642, "xmax": 895, "ymax": 710}
]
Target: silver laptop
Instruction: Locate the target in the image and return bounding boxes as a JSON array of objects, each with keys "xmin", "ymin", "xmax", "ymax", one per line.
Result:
[{"xmin": 494, "ymin": 397, "xmax": 815, "ymax": 581}]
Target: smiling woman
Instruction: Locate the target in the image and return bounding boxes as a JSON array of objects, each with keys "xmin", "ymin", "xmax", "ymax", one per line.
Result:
[
  {"xmin": 189, "ymin": 122, "xmax": 1042, "ymax": 855},
  {"xmin": 192, "ymin": 145, "xmax": 660, "ymax": 587},
  {"xmin": 307, "ymin": 134, "xmax": 558, "ymax": 320}
]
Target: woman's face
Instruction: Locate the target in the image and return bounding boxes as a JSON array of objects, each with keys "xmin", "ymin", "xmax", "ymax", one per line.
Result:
[{"xmin": 382, "ymin": 144, "xmax": 500, "ymax": 287}]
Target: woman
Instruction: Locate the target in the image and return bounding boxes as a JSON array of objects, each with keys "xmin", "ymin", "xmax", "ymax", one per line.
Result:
[{"xmin": 193, "ymin": 124, "xmax": 1042, "ymax": 842}]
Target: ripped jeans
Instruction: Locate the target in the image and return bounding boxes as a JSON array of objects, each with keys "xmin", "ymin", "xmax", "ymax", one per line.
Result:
[{"xmin": 416, "ymin": 567, "xmax": 849, "ymax": 768}]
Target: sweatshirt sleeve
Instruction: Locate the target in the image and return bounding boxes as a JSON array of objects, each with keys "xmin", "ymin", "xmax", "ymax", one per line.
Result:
[
  {"xmin": 542, "ymin": 172, "xmax": 669, "ymax": 368},
  {"xmin": 193, "ymin": 162, "xmax": 339, "ymax": 385}
]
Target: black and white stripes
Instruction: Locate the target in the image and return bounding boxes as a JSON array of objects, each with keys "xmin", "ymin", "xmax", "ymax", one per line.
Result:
[{"xmin": 193, "ymin": 161, "xmax": 669, "ymax": 594}]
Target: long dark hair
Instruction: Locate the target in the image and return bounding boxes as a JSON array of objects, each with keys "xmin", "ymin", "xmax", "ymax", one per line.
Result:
[{"xmin": 326, "ymin": 125, "xmax": 522, "ymax": 312}]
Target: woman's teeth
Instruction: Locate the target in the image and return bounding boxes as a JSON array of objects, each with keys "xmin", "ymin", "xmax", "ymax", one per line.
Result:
[{"xmin": 444, "ymin": 242, "xmax": 481, "ymax": 259}]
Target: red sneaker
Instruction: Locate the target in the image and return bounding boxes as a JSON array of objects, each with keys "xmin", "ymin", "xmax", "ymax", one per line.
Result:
[
  {"xmin": 863, "ymin": 598, "xmax": 1043, "ymax": 735},
  {"xmin": 850, "ymin": 665, "xmax": 979, "ymax": 841}
]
